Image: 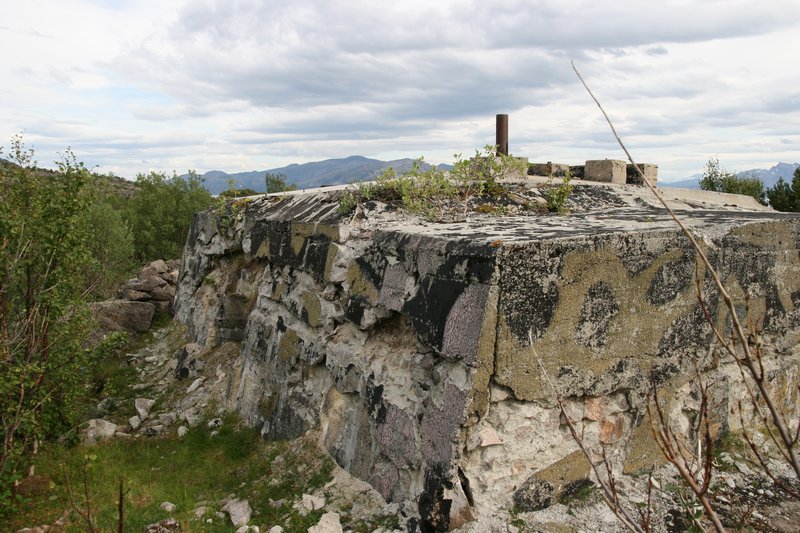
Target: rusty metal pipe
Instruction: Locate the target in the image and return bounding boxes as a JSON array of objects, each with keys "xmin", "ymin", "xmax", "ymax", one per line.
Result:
[{"xmin": 496, "ymin": 114, "xmax": 509, "ymax": 156}]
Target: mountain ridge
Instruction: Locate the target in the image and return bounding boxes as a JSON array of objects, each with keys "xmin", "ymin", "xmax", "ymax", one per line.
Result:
[{"xmin": 191, "ymin": 155, "xmax": 453, "ymax": 195}]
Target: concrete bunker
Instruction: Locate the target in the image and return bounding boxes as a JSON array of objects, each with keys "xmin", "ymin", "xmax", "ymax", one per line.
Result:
[{"xmin": 173, "ymin": 172, "xmax": 800, "ymax": 531}]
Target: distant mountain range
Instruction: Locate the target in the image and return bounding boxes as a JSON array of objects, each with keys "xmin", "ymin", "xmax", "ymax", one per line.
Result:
[
  {"xmin": 192, "ymin": 157, "xmax": 798, "ymax": 195},
  {"xmin": 192, "ymin": 155, "xmax": 452, "ymax": 195},
  {"xmin": 662, "ymin": 162, "xmax": 799, "ymax": 189}
]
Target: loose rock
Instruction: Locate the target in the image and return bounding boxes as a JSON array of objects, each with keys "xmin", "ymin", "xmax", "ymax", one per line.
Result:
[
  {"xmin": 302, "ymin": 493, "xmax": 326, "ymax": 511},
  {"xmin": 222, "ymin": 499, "xmax": 252, "ymax": 527},
  {"xmin": 144, "ymin": 518, "xmax": 180, "ymax": 532},
  {"xmin": 82, "ymin": 419, "xmax": 118, "ymax": 446},
  {"xmin": 307, "ymin": 512, "xmax": 343, "ymax": 533},
  {"xmin": 135, "ymin": 397, "xmax": 156, "ymax": 420}
]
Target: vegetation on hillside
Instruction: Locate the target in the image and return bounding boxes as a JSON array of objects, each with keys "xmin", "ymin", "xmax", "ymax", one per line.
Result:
[
  {"xmin": 0, "ymin": 137, "xmax": 98, "ymax": 516},
  {"xmin": 0, "ymin": 136, "xmax": 216, "ymax": 518},
  {"xmin": 126, "ymin": 171, "xmax": 214, "ymax": 263}
]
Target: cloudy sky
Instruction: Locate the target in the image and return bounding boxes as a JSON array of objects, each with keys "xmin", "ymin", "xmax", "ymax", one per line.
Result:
[{"xmin": 1, "ymin": 0, "xmax": 799, "ymax": 181}]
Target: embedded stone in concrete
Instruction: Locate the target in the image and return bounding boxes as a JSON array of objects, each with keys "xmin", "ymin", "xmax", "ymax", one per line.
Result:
[{"xmin": 584, "ymin": 159, "xmax": 627, "ymax": 184}]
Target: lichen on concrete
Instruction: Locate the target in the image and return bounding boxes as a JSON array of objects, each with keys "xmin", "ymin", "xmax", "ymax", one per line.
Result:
[{"xmin": 173, "ymin": 181, "xmax": 800, "ymax": 531}]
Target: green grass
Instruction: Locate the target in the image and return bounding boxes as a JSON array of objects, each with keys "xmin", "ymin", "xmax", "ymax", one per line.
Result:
[{"xmin": 9, "ymin": 418, "xmax": 336, "ymax": 532}]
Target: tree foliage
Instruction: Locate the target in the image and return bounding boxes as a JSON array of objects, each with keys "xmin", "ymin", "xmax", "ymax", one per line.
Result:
[
  {"xmin": 83, "ymin": 176, "xmax": 136, "ymax": 298},
  {"xmin": 126, "ymin": 171, "xmax": 214, "ymax": 263},
  {"xmin": 0, "ymin": 137, "xmax": 218, "ymax": 515},
  {"xmin": 0, "ymin": 136, "xmax": 96, "ymax": 513},
  {"xmin": 265, "ymin": 172, "xmax": 295, "ymax": 194},
  {"xmin": 766, "ymin": 167, "xmax": 800, "ymax": 212},
  {"xmin": 699, "ymin": 157, "xmax": 767, "ymax": 205},
  {"xmin": 219, "ymin": 187, "xmax": 259, "ymax": 199}
]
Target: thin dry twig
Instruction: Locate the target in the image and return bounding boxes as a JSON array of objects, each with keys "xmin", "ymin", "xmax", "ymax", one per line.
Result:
[
  {"xmin": 647, "ymin": 377, "xmax": 724, "ymax": 532},
  {"xmin": 531, "ymin": 331, "xmax": 648, "ymax": 533},
  {"xmin": 572, "ymin": 59, "xmax": 800, "ymax": 482}
]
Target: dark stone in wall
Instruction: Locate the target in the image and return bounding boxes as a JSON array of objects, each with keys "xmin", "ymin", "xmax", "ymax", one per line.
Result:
[
  {"xmin": 331, "ymin": 362, "xmax": 362, "ymax": 393},
  {"xmin": 763, "ymin": 283, "xmax": 787, "ymax": 332},
  {"xmin": 262, "ymin": 392, "xmax": 311, "ymax": 440},
  {"xmin": 513, "ymin": 476, "xmax": 555, "ymax": 512},
  {"xmin": 249, "ymin": 220, "xmax": 271, "ymax": 256},
  {"xmin": 499, "ymin": 243, "xmax": 561, "ymax": 344},
  {"xmin": 647, "ymin": 250, "xmax": 695, "ymax": 306},
  {"xmin": 356, "ymin": 252, "xmax": 388, "ymax": 290},
  {"xmin": 657, "ymin": 304, "xmax": 713, "ymax": 358},
  {"xmin": 304, "ymin": 237, "xmax": 333, "ymax": 283},
  {"xmin": 345, "ymin": 296, "xmax": 367, "ymax": 326},
  {"xmin": 419, "ymin": 384, "xmax": 468, "ymax": 464},
  {"xmin": 649, "ymin": 361, "xmax": 680, "ymax": 385},
  {"xmin": 404, "ymin": 277, "xmax": 468, "ymax": 353},
  {"xmin": 609, "ymin": 232, "xmax": 685, "ymax": 279},
  {"xmin": 366, "ymin": 374, "xmax": 387, "ymax": 423},
  {"xmin": 418, "ymin": 463, "xmax": 451, "ymax": 533},
  {"xmin": 216, "ymin": 294, "xmax": 251, "ymax": 341},
  {"xmin": 576, "ymin": 281, "xmax": 619, "ymax": 351},
  {"xmin": 439, "ymin": 244, "xmax": 496, "ymax": 283}
]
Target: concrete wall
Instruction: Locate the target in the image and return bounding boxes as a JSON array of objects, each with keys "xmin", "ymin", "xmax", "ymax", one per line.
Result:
[{"xmin": 174, "ymin": 188, "xmax": 800, "ymax": 531}]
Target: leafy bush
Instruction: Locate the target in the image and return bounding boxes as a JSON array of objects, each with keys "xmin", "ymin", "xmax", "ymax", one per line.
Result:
[
  {"xmin": 126, "ymin": 170, "xmax": 214, "ymax": 262},
  {"xmin": 699, "ymin": 157, "xmax": 767, "ymax": 205},
  {"xmin": 337, "ymin": 146, "xmax": 527, "ymax": 221},
  {"xmin": 219, "ymin": 187, "xmax": 259, "ymax": 199},
  {"xmin": 83, "ymin": 179, "xmax": 136, "ymax": 298},
  {"xmin": 0, "ymin": 136, "xmax": 96, "ymax": 516},
  {"xmin": 543, "ymin": 174, "xmax": 574, "ymax": 213},
  {"xmin": 265, "ymin": 172, "xmax": 296, "ymax": 193}
]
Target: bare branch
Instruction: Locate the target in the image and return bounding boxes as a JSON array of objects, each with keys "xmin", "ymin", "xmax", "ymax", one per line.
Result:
[
  {"xmin": 572, "ymin": 59, "xmax": 800, "ymax": 482},
  {"xmin": 531, "ymin": 331, "xmax": 648, "ymax": 533}
]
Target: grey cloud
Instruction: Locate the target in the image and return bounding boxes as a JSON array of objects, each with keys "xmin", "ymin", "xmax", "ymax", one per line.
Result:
[
  {"xmin": 757, "ymin": 91, "xmax": 800, "ymax": 114},
  {"xmin": 645, "ymin": 46, "xmax": 668, "ymax": 56},
  {"xmin": 119, "ymin": 0, "xmax": 800, "ymax": 126}
]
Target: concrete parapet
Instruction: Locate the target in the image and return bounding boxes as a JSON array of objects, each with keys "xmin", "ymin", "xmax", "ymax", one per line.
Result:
[{"xmin": 584, "ymin": 159, "xmax": 627, "ymax": 184}]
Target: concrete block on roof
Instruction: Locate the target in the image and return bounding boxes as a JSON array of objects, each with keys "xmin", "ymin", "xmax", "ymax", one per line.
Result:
[
  {"xmin": 584, "ymin": 159, "xmax": 627, "ymax": 184},
  {"xmin": 528, "ymin": 162, "xmax": 571, "ymax": 177},
  {"xmin": 626, "ymin": 163, "xmax": 658, "ymax": 186}
]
